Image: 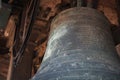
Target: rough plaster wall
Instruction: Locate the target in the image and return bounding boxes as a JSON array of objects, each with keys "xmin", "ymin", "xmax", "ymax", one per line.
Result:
[{"xmin": 98, "ymin": 0, "xmax": 119, "ymax": 25}]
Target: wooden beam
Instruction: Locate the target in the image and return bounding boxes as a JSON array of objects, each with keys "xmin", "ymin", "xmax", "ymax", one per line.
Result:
[{"xmin": 11, "ymin": 43, "xmax": 34, "ymax": 80}]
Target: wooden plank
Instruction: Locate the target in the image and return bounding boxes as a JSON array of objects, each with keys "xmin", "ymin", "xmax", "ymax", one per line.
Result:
[
  {"xmin": 0, "ymin": 54, "xmax": 10, "ymax": 80},
  {"xmin": 11, "ymin": 43, "xmax": 34, "ymax": 80}
]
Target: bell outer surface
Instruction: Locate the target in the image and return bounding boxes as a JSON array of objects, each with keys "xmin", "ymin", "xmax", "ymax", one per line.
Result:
[{"xmin": 32, "ymin": 7, "xmax": 120, "ymax": 80}]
